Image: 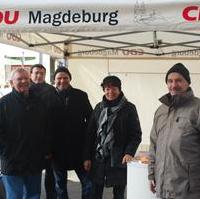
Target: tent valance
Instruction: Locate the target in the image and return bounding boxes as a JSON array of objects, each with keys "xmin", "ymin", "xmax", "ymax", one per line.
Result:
[{"xmin": 0, "ymin": 0, "xmax": 200, "ymax": 32}]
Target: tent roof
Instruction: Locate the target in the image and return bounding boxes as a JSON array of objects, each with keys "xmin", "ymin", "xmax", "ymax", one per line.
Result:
[
  {"xmin": 1, "ymin": 31, "xmax": 200, "ymax": 58},
  {"xmin": 0, "ymin": 0, "xmax": 200, "ymax": 58}
]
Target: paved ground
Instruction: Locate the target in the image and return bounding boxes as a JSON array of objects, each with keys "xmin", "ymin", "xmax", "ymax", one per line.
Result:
[
  {"xmin": 41, "ymin": 171, "xmax": 115, "ymax": 199},
  {"xmin": 0, "ymin": 174, "xmax": 85, "ymax": 199},
  {"xmin": 0, "ymin": 171, "xmax": 116, "ymax": 199}
]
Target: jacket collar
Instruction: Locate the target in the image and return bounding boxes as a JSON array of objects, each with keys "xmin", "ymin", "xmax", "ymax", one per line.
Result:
[
  {"xmin": 56, "ymin": 85, "xmax": 72, "ymax": 95},
  {"xmin": 159, "ymin": 87, "xmax": 194, "ymax": 107},
  {"xmin": 12, "ymin": 88, "xmax": 29, "ymax": 98}
]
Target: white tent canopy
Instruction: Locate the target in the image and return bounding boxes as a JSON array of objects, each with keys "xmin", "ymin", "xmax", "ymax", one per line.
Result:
[{"xmin": 0, "ymin": 0, "xmax": 200, "ymax": 58}]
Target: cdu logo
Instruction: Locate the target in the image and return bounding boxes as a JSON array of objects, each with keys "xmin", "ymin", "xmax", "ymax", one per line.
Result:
[
  {"xmin": 182, "ymin": 6, "xmax": 200, "ymax": 21},
  {"xmin": 0, "ymin": 11, "xmax": 19, "ymax": 25}
]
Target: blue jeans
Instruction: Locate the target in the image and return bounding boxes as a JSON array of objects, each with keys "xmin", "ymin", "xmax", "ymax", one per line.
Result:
[
  {"xmin": 53, "ymin": 166, "xmax": 92, "ymax": 199},
  {"xmin": 2, "ymin": 174, "xmax": 41, "ymax": 199}
]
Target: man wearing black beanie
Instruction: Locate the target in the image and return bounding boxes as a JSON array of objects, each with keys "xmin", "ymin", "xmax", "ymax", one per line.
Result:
[
  {"xmin": 149, "ymin": 63, "xmax": 200, "ymax": 199},
  {"xmin": 165, "ymin": 63, "xmax": 191, "ymax": 84}
]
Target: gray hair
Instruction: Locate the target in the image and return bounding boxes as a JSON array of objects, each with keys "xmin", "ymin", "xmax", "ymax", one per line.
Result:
[{"xmin": 10, "ymin": 68, "xmax": 29, "ymax": 81}]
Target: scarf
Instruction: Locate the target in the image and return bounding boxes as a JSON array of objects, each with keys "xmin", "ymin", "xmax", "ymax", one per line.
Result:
[{"xmin": 96, "ymin": 95, "xmax": 127, "ymax": 160}]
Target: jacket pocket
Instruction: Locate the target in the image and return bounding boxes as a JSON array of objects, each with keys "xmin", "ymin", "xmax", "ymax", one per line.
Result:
[{"xmin": 176, "ymin": 116, "xmax": 195, "ymax": 133}]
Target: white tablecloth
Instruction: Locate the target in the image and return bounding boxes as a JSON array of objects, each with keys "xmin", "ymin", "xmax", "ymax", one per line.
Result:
[{"xmin": 127, "ymin": 162, "xmax": 157, "ymax": 199}]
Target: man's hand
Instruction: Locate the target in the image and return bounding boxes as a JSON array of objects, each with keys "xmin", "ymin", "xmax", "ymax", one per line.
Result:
[
  {"xmin": 83, "ymin": 160, "xmax": 92, "ymax": 171},
  {"xmin": 122, "ymin": 154, "xmax": 134, "ymax": 164},
  {"xmin": 149, "ymin": 180, "xmax": 156, "ymax": 193}
]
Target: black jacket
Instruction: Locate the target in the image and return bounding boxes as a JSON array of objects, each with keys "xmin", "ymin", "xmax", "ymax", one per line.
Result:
[
  {"xmin": 30, "ymin": 82, "xmax": 60, "ymax": 111},
  {"xmin": 0, "ymin": 89, "xmax": 49, "ymax": 175},
  {"xmin": 53, "ymin": 86, "xmax": 93, "ymax": 169},
  {"xmin": 85, "ymin": 98, "xmax": 142, "ymax": 168},
  {"xmin": 30, "ymin": 82, "xmax": 61, "ymax": 153}
]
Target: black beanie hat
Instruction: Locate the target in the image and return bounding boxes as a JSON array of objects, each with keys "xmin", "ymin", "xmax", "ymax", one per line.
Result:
[
  {"xmin": 54, "ymin": 67, "xmax": 72, "ymax": 80},
  {"xmin": 165, "ymin": 63, "xmax": 191, "ymax": 84},
  {"xmin": 101, "ymin": 75, "xmax": 121, "ymax": 90}
]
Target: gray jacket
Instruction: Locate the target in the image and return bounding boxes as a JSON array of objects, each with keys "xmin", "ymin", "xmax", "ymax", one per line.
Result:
[{"xmin": 148, "ymin": 88, "xmax": 200, "ymax": 199}]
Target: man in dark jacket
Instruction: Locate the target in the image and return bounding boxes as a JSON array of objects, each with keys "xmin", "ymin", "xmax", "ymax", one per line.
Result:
[
  {"xmin": 30, "ymin": 64, "xmax": 60, "ymax": 199},
  {"xmin": 53, "ymin": 67, "xmax": 93, "ymax": 199},
  {"xmin": 0, "ymin": 68, "xmax": 49, "ymax": 199},
  {"xmin": 30, "ymin": 64, "xmax": 60, "ymax": 115},
  {"xmin": 84, "ymin": 76, "xmax": 142, "ymax": 199}
]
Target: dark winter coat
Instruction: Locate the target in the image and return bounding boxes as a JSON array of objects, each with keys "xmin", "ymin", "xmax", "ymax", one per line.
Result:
[
  {"xmin": 85, "ymin": 96, "xmax": 142, "ymax": 186},
  {"xmin": 30, "ymin": 82, "xmax": 60, "ymax": 111},
  {"xmin": 30, "ymin": 82, "xmax": 61, "ymax": 152},
  {"xmin": 53, "ymin": 86, "xmax": 93, "ymax": 169},
  {"xmin": 0, "ymin": 89, "xmax": 49, "ymax": 175}
]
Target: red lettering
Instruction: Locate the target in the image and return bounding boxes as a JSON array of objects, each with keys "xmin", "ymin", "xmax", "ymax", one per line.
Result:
[
  {"xmin": 0, "ymin": 12, "xmax": 3, "ymax": 23},
  {"xmin": 4, "ymin": 11, "xmax": 19, "ymax": 24},
  {"xmin": 183, "ymin": 6, "xmax": 198, "ymax": 21},
  {"xmin": 0, "ymin": 11, "xmax": 19, "ymax": 25}
]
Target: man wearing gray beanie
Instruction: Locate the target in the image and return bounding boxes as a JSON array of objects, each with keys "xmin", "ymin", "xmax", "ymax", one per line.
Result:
[{"xmin": 149, "ymin": 63, "xmax": 200, "ymax": 199}]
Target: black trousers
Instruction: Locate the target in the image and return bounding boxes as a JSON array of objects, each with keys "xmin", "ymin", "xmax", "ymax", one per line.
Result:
[
  {"xmin": 53, "ymin": 165, "xmax": 92, "ymax": 199},
  {"xmin": 92, "ymin": 183, "xmax": 126, "ymax": 199},
  {"xmin": 44, "ymin": 161, "xmax": 56, "ymax": 199}
]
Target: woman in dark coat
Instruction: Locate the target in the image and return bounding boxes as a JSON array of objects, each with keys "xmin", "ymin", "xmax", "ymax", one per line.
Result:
[{"xmin": 84, "ymin": 76, "xmax": 142, "ymax": 199}]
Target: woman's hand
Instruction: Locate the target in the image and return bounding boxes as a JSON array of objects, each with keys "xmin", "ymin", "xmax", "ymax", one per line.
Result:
[{"xmin": 122, "ymin": 154, "xmax": 134, "ymax": 164}]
